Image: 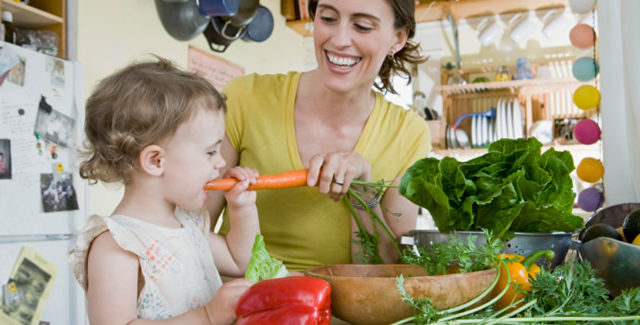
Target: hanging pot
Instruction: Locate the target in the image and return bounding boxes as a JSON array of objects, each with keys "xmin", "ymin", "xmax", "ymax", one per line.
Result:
[
  {"xmin": 203, "ymin": 16, "xmax": 248, "ymax": 53},
  {"xmin": 221, "ymin": 0, "xmax": 260, "ymax": 27},
  {"xmin": 155, "ymin": 0, "xmax": 209, "ymax": 41},
  {"xmin": 197, "ymin": 0, "xmax": 240, "ymax": 17},
  {"xmin": 241, "ymin": 5, "xmax": 274, "ymax": 43}
]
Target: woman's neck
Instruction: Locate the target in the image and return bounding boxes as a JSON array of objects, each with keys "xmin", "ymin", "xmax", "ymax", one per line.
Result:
[{"xmin": 298, "ymin": 70, "xmax": 376, "ymax": 124}]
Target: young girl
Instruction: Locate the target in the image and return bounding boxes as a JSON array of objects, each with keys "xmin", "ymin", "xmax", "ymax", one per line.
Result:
[{"xmin": 68, "ymin": 58, "xmax": 260, "ymax": 324}]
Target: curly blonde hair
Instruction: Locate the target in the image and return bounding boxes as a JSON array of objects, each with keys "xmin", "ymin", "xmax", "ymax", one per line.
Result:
[{"xmin": 79, "ymin": 57, "xmax": 226, "ymax": 185}]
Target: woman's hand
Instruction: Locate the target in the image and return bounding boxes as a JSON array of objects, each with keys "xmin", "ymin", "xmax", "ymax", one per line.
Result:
[
  {"xmin": 204, "ymin": 278, "xmax": 252, "ymax": 325},
  {"xmin": 223, "ymin": 167, "xmax": 259, "ymax": 209},
  {"xmin": 306, "ymin": 151, "xmax": 371, "ymax": 201}
]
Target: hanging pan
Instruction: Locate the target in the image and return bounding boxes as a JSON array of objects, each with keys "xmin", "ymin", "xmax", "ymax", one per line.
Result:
[
  {"xmin": 241, "ymin": 5, "xmax": 274, "ymax": 43},
  {"xmin": 203, "ymin": 17, "xmax": 247, "ymax": 53},
  {"xmin": 198, "ymin": 0, "xmax": 240, "ymax": 17},
  {"xmin": 155, "ymin": 0, "xmax": 209, "ymax": 41},
  {"xmin": 221, "ymin": 0, "xmax": 260, "ymax": 27}
]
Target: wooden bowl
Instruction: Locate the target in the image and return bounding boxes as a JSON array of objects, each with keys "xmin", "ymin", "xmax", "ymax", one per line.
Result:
[{"xmin": 306, "ymin": 264, "xmax": 496, "ymax": 325}]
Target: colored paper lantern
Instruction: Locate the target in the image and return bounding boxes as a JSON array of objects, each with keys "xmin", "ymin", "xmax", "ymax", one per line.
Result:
[
  {"xmin": 577, "ymin": 157, "xmax": 604, "ymax": 183},
  {"xmin": 570, "ymin": 24, "xmax": 596, "ymax": 50},
  {"xmin": 578, "ymin": 187, "xmax": 604, "ymax": 212},
  {"xmin": 574, "ymin": 119, "xmax": 601, "ymax": 144},
  {"xmin": 572, "ymin": 57, "xmax": 600, "ymax": 82},
  {"xmin": 573, "ymin": 85, "xmax": 601, "ymax": 110},
  {"xmin": 569, "ymin": 0, "xmax": 597, "ymax": 14}
]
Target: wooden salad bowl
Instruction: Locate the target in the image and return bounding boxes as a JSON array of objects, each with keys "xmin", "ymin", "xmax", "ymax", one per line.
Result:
[{"xmin": 306, "ymin": 264, "xmax": 496, "ymax": 325}]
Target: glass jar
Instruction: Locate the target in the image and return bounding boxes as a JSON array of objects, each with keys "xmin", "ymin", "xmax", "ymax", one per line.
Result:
[
  {"xmin": 496, "ymin": 65, "xmax": 511, "ymax": 81},
  {"xmin": 514, "ymin": 57, "xmax": 533, "ymax": 80}
]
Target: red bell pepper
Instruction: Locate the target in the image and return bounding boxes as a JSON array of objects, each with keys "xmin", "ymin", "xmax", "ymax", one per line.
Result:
[{"xmin": 235, "ymin": 276, "xmax": 332, "ymax": 325}]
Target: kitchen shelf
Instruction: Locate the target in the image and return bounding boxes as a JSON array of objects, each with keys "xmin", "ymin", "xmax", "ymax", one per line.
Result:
[
  {"xmin": 437, "ymin": 78, "xmax": 581, "ymax": 95},
  {"xmin": 285, "ymin": 0, "xmax": 568, "ymax": 37},
  {"xmin": 433, "ymin": 143, "xmax": 601, "ymax": 157},
  {"xmin": 1, "ymin": 0, "xmax": 62, "ymax": 28},
  {"xmin": 435, "ymin": 64, "xmax": 599, "ymax": 150},
  {"xmin": 0, "ymin": 0, "xmax": 66, "ymax": 58}
]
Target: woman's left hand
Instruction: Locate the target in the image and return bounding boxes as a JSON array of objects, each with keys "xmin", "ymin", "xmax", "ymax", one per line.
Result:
[{"xmin": 306, "ymin": 151, "xmax": 371, "ymax": 201}]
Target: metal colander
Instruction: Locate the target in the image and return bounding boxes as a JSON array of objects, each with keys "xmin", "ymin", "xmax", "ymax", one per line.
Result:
[{"xmin": 401, "ymin": 230, "xmax": 578, "ymax": 267}]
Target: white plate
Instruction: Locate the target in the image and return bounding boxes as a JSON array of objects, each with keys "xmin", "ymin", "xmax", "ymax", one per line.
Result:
[
  {"xmin": 481, "ymin": 116, "xmax": 488, "ymax": 147},
  {"xmin": 505, "ymin": 99, "xmax": 514, "ymax": 139},
  {"xmin": 471, "ymin": 115, "xmax": 477, "ymax": 147},
  {"xmin": 495, "ymin": 100, "xmax": 503, "ymax": 140},
  {"xmin": 448, "ymin": 125, "xmax": 456, "ymax": 149},
  {"xmin": 490, "ymin": 116, "xmax": 496, "ymax": 143},
  {"xmin": 512, "ymin": 100, "xmax": 523, "ymax": 138},
  {"xmin": 488, "ymin": 116, "xmax": 495, "ymax": 144},
  {"xmin": 498, "ymin": 99, "xmax": 507, "ymax": 140}
]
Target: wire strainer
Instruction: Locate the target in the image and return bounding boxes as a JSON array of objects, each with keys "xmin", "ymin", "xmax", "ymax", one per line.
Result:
[{"xmin": 401, "ymin": 230, "xmax": 579, "ymax": 268}]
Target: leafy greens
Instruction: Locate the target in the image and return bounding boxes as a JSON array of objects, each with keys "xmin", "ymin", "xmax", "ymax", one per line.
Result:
[
  {"xmin": 244, "ymin": 234, "xmax": 289, "ymax": 283},
  {"xmin": 400, "ymin": 138, "xmax": 584, "ymax": 239}
]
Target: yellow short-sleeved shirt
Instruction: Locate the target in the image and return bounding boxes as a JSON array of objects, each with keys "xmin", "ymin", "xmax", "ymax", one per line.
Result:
[{"xmin": 220, "ymin": 71, "xmax": 431, "ymax": 271}]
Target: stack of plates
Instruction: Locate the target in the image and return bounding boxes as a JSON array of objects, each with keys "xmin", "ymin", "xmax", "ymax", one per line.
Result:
[
  {"xmin": 471, "ymin": 114, "xmax": 495, "ymax": 148},
  {"xmin": 495, "ymin": 98, "xmax": 524, "ymax": 141}
]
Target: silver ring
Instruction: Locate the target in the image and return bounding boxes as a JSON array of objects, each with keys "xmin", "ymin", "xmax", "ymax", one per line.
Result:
[{"xmin": 334, "ymin": 179, "xmax": 344, "ymax": 186}]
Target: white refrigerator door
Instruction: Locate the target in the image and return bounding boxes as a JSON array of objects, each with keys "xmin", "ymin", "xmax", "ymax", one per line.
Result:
[
  {"xmin": 0, "ymin": 239, "xmax": 86, "ymax": 324},
  {"xmin": 0, "ymin": 42, "xmax": 87, "ymax": 324}
]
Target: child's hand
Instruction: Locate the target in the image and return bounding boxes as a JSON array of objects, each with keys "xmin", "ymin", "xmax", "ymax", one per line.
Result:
[
  {"xmin": 204, "ymin": 278, "xmax": 251, "ymax": 324},
  {"xmin": 224, "ymin": 167, "xmax": 258, "ymax": 209}
]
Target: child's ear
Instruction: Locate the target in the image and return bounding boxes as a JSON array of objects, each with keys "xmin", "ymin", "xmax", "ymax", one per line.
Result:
[{"xmin": 139, "ymin": 145, "xmax": 165, "ymax": 176}]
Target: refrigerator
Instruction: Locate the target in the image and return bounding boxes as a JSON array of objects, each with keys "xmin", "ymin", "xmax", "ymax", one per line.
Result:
[{"xmin": 0, "ymin": 41, "xmax": 86, "ymax": 324}]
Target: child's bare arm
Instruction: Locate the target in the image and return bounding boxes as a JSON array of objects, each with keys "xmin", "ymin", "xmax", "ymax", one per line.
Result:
[
  {"xmin": 88, "ymin": 232, "xmax": 238, "ymax": 325},
  {"xmin": 208, "ymin": 167, "xmax": 260, "ymax": 277}
]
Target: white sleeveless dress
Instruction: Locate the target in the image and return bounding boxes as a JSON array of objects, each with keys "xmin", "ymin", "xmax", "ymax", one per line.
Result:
[{"xmin": 67, "ymin": 207, "xmax": 222, "ymax": 319}]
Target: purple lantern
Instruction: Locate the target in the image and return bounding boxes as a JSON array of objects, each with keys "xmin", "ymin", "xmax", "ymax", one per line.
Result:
[{"xmin": 578, "ymin": 187, "xmax": 604, "ymax": 212}]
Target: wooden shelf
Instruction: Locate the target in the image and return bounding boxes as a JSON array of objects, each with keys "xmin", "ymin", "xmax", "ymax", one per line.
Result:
[
  {"xmin": 437, "ymin": 78, "xmax": 582, "ymax": 95},
  {"xmin": 0, "ymin": 0, "xmax": 66, "ymax": 58},
  {"xmin": 286, "ymin": 19, "xmax": 313, "ymax": 37},
  {"xmin": 285, "ymin": 0, "xmax": 569, "ymax": 37},
  {"xmin": 418, "ymin": 0, "xmax": 568, "ymax": 22},
  {"xmin": 433, "ymin": 143, "xmax": 601, "ymax": 157},
  {"xmin": 1, "ymin": 0, "xmax": 62, "ymax": 28}
]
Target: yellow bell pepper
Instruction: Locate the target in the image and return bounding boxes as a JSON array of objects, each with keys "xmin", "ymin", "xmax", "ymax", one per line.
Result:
[{"xmin": 491, "ymin": 249, "xmax": 555, "ymax": 311}]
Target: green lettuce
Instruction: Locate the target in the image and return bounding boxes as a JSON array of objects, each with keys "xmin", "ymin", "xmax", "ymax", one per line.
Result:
[
  {"xmin": 400, "ymin": 138, "xmax": 584, "ymax": 239},
  {"xmin": 245, "ymin": 234, "xmax": 289, "ymax": 283}
]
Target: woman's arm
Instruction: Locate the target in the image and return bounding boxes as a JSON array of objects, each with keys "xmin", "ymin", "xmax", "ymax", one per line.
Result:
[
  {"xmin": 205, "ymin": 136, "xmax": 239, "ymax": 229},
  {"xmin": 306, "ymin": 151, "xmax": 417, "ymax": 264}
]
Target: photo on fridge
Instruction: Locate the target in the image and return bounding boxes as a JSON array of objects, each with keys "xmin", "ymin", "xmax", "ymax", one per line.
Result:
[
  {"xmin": 0, "ymin": 139, "xmax": 11, "ymax": 180},
  {"xmin": 33, "ymin": 98, "xmax": 75, "ymax": 148},
  {"xmin": 0, "ymin": 246, "xmax": 58, "ymax": 325},
  {"xmin": 39, "ymin": 173, "xmax": 78, "ymax": 213}
]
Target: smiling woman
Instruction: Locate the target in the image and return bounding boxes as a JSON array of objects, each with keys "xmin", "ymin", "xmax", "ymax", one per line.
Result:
[{"xmin": 207, "ymin": 0, "xmax": 432, "ymax": 271}]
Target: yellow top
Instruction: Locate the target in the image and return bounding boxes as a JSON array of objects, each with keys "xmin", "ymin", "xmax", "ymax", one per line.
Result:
[{"xmin": 220, "ymin": 71, "xmax": 431, "ymax": 271}]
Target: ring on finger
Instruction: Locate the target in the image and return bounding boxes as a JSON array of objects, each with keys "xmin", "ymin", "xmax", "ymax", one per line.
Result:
[{"xmin": 334, "ymin": 179, "xmax": 344, "ymax": 186}]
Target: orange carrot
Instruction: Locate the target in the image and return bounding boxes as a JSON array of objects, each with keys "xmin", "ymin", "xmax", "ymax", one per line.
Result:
[{"xmin": 204, "ymin": 169, "xmax": 309, "ymax": 191}]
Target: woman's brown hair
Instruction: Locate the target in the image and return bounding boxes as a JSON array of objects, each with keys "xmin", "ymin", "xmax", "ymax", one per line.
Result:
[
  {"xmin": 308, "ymin": 0, "xmax": 427, "ymax": 94},
  {"xmin": 79, "ymin": 57, "xmax": 226, "ymax": 185}
]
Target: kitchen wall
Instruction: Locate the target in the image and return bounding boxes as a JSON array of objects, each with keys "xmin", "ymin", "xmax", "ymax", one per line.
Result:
[{"xmin": 77, "ymin": 0, "xmax": 308, "ymax": 215}]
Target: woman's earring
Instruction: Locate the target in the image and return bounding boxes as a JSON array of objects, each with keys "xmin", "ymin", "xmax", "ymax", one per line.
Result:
[{"xmin": 388, "ymin": 50, "xmax": 395, "ymax": 59}]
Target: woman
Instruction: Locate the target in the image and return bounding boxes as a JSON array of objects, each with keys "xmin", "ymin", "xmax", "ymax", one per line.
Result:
[{"xmin": 207, "ymin": 0, "xmax": 430, "ymax": 271}]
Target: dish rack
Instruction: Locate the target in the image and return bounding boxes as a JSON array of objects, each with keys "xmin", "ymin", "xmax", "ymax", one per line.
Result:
[{"xmin": 434, "ymin": 62, "xmax": 598, "ymax": 150}]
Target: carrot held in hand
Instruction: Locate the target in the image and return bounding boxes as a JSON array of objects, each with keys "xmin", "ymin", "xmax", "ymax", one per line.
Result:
[{"xmin": 204, "ymin": 169, "xmax": 309, "ymax": 191}]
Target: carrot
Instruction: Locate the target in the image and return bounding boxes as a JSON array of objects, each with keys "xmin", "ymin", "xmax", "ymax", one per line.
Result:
[{"xmin": 204, "ymin": 169, "xmax": 309, "ymax": 191}]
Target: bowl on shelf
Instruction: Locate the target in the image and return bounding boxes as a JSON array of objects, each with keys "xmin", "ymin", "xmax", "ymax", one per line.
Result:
[{"xmin": 305, "ymin": 264, "xmax": 496, "ymax": 325}]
